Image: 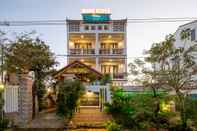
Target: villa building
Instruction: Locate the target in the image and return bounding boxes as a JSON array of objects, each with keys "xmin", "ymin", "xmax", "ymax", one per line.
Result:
[
  {"xmin": 66, "ymin": 9, "xmax": 127, "ymax": 86},
  {"xmin": 54, "ymin": 9, "xmax": 127, "ymax": 108}
]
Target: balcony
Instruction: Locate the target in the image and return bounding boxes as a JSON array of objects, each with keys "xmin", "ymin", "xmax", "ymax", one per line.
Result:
[
  {"xmin": 99, "ymin": 48, "xmax": 124, "ymax": 55},
  {"xmin": 69, "ymin": 49, "xmax": 95, "ymax": 55},
  {"xmin": 113, "ymin": 73, "xmax": 125, "ymax": 79}
]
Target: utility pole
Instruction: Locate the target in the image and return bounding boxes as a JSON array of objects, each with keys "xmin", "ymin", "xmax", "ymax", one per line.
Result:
[
  {"xmin": 0, "ymin": 42, "xmax": 5, "ymax": 124},
  {"xmin": 0, "ymin": 43, "xmax": 3, "ymax": 122},
  {"xmin": 1, "ymin": 44, "xmax": 3, "ymax": 83}
]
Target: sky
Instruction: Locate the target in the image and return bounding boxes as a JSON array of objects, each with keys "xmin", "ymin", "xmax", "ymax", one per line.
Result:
[{"xmin": 1, "ymin": 0, "xmax": 197, "ymax": 68}]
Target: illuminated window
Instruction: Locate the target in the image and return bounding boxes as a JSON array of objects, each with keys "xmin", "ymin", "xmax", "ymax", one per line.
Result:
[
  {"xmin": 111, "ymin": 43, "xmax": 118, "ymax": 48},
  {"xmin": 101, "ymin": 43, "xmax": 106, "ymax": 49},
  {"xmin": 74, "ymin": 43, "xmax": 80, "ymax": 48}
]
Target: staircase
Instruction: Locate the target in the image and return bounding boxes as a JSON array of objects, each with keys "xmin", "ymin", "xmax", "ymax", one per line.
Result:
[{"xmin": 70, "ymin": 106, "xmax": 111, "ymax": 128}]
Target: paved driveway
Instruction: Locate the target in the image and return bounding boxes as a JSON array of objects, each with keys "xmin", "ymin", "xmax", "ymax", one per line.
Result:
[{"xmin": 30, "ymin": 109, "xmax": 65, "ymax": 128}]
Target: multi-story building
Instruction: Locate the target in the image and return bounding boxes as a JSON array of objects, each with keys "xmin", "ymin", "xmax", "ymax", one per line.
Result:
[
  {"xmin": 174, "ymin": 20, "xmax": 197, "ymax": 50},
  {"xmin": 66, "ymin": 9, "xmax": 127, "ymax": 86},
  {"xmin": 159, "ymin": 21, "xmax": 197, "ymax": 98}
]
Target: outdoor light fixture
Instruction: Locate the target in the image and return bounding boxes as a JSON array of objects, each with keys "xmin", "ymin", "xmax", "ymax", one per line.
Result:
[
  {"xmin": 47, "ymin": 87, "xmax": 52, "ymax": 94},
  {"xmin": 80, "ymin": 59, "xmax": 84, "ymax": 62},
  {"xmin": 161, "ymin": 101, "xmax": 171, "ymax": 112},
  {"xmin": 0, "ymin": 83, "xmax": 4, "ymax": 91},
  {"xmin": 108, "ymin": 35, "xmax": 112, "ymax": 39},
  {"xmin": 86, "ymin": 90, "xmax": 93, "ymax": 97},
  {"xmin": 69, "ymin": 42, "xmax": 74, "ymax": 47},
  {"xmin": 80, "ymin": 35, "xmax": 84, "ymax": 39}
]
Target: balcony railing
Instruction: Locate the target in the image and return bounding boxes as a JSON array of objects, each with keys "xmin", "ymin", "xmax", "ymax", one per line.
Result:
[
  {"xmin": 69, "ymin": 48, "xmax": 124, "ymax": 55},
  {"xmin": 69, "ymin": 49, "xmax": 95, "ymax": 55},
  {"xmin": 113, "ymin": 73, "xmax": 125, "ymax": 79},
  {"xmin": 99, "ymin": 48, "xmax": 124, "ymax": 55}
]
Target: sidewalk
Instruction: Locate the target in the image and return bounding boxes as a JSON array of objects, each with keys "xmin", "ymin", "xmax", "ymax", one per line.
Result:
[{"xmin": 30, "ymin": 108, "xmax": 65, "ymax": 128}]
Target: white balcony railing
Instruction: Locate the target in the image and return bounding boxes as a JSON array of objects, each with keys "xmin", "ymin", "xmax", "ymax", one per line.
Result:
[
  {"xmin": 99, "ymin": 48, "xmax": 124, "ymax": 55},
  {"xmin": 69, "ymin": 49, "xmax": 95, "ymax": 55},
  {"xmin": 112, "ymin": 73, "xmax": 125, "ymax": 79},
  {"xmin": 69, "ymin": 48, "xmax": 124, "ymax": 55}
]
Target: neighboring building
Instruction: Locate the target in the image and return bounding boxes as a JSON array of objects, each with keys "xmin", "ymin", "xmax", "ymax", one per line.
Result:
[
  {"xmin": 66, "ymin": 9, "xmax": 127, "ymax": 86},
  {"xmin": 174, "ymin": 20, "xmax": 197, "ymax": 95},
  {"xmin": 174, "ymin": 20, "xmax": 197, "ymax": 50}
]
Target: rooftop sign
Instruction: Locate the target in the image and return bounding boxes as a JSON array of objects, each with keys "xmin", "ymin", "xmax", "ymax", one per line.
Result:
[
  {"xmin": 81, "ymin": 8, "xmax": 111, "ymax": 14},
  {"xmin": 81, "ymin": 8, "xmax": 111, "ymax": 23}
]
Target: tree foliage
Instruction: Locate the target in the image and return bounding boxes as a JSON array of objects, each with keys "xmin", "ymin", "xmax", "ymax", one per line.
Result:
[
  {"xmin": 145, "ymin": 32, "xmax": 197, "ymax": 129},
  {"xmin": 105, "ymin": 89, "xmax": 172, "ymax": 130},
  {"xmin": 56, "ymin": 79, "xmax": 85, "ymax": 119},
  {"xmin": 4, "ymin": 32, "xmax": 57, "ymax": 112},
  {"xmin": 5, "ymin": 32, "xmax": 56, "ymax": 73}
]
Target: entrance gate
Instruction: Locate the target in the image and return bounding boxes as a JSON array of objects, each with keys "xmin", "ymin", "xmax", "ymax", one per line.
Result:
[{"xmin": 80, "ymin": 92, "xmax": 99, "ymax": 106}]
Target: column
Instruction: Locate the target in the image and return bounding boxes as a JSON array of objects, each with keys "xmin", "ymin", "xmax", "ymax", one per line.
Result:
[
  {"xmin": 95, "ymin": 33, "xmax": 99, "ymax": 55},
  {"xmin": 96, "ymin": 57, "xmax": 99, "ymax": 70},
  {"xmin": 18, "ymin": 72, "xmax": 34, "ymax": 127},
  {"xmin": 95, "ymin": 33, "xmax": 100, "ymax": 71}
]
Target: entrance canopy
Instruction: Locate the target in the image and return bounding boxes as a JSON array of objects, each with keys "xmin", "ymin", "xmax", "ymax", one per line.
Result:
[{"xmin": 54, "ymin": 61, "xmax": 103, "ymax": 82}]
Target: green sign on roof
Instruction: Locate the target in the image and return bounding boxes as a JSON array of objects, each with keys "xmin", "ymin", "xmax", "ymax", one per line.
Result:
[{"xmin": 82, "ymin": 14, "xmax": 111, "ymax": 23}]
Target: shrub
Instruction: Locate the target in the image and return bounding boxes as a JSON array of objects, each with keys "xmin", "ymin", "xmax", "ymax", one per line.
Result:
[
  {"xmin": 56, "ymin": 79, "xmax": 85, "ymax": 119},
  {"xmin": 106, "ymin": 121, "xmax": 123, "ymax": 131},
  {"xmin": 0, "ymin": 118, "xmax": 9, "ymax": 129}
]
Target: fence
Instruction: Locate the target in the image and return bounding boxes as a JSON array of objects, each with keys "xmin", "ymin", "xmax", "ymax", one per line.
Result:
[{"xmin": 3, "ymin": 85, "xmax": 19, "ymax": 113}]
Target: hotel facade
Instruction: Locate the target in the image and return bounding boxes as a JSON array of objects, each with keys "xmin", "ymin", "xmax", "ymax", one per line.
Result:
[{"xmin": 66, "ymin": 9, "xmax": 127, "ymax": 86}]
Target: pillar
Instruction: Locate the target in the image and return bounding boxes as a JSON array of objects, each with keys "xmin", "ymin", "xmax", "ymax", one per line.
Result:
[
  {"xmin": 95, "ymin": 33, "xmax": 100, "ymax": 71},
  {"xmin": 18, "ymin": 72, "xmax": 34, "ymax": 127}
]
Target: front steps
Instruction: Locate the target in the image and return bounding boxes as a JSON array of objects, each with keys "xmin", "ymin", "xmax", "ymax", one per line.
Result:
[{"xmin": 70, "ymin": 106, "xmax": 111, "ymax": 128}]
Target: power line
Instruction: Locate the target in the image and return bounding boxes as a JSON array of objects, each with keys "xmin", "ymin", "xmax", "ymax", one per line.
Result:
[
  {"xmin": 0, "ymin": 17, "xmax": 197, "ymax": 26},
  {"xmin": 55, "ymin": 54, "xmax": 145, "ymax": 59}
]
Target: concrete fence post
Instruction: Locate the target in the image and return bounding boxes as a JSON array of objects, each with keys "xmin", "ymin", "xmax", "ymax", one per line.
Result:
[{"xmin": 18, "ymin": 72, "xmax": 34, "ymax": 127}]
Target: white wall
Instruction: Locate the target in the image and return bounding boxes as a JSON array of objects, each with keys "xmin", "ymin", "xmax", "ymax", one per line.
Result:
[
  {"xmin": 3, "ymin": 85, "xmax": 19, "ymax": 113},
  {"xmin": 174, "ymin": 21, "xmax": 197, "ymax": 49}
]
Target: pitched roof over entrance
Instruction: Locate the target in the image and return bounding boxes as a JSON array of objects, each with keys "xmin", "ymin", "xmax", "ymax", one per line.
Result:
[{"xmin": 53, "ymin": 61, "xmax": 103, "ymax": 82}]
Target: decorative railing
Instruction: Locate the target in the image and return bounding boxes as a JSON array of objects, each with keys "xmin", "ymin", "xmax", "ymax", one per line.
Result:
[
  {"xmin": 99, "ymin": 48, "xmax": 124, "ymax": 55},
  {"xmin": 113, "ymin": 73, "xmax": 125, "ymax": 79},
  {"xmin": 69, "ymin": 49, "xmax": 95, "ymax": 55},
  {"xmin": 99, "ymin": 49, "xmax": 110, "ymax": 55},
  {"xmin": 69, "ymin": 48, "xmax": 124, "ymax": 55}
]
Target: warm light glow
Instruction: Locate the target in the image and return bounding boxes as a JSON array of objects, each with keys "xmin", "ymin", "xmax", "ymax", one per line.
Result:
[
  {"xmin": 108, "ymin": 35, "xmax": 112, "ymax": 39},
  {"xmin": 161, "ymin": 101, "xmax": 171, "ymax": 112},
  {"xmin": 69, "ymin": 42, "xmax": 74, "ymax": 47},
  {"xmin": 86, "ymin": 90, "xmax": 94, "ymax": 97},
  {"xmin": 118, "ymin": 42, "xmax": 123, "ymax": 47},
  {"xmin": 47, "ymin": 88, "xmax": 52, "ymax": 93},
  {"xmin": 109, "ymin": 59, "xmax": 112, "ymax": 62},
  {"xmin": 0, "ymin": 83, "xmax": 4, "ymax": 91},
  {"xmin": 77, "ymin": 40, "xmax": 88, "ymax": 43},
  {"xmin": 119, "ymin": 64, "xmax": 123, "ymax": 69},
  {"xmin": 80, "ymin": 35, "xmax": 84, "ymax": 39},
  {"xmin": 81, "ymin": 8, "xmax": 111, "ymax": 14},
  {"xmin": 80, "ymin": 59, "xmax": 84, "ymax": 62}
]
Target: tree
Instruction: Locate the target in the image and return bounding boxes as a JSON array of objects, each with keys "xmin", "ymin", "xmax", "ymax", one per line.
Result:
[
  {"xmin": 146, "ymin": 33, "xmax": 197, "ymax": 129},
  {"xmin": 4, "ymin": 32, "xmax": 56, "ymax": 116},
  {"xmin": 56, "ymin": 79, "xmax": 85, "ymax": 120},
  {"xmin": 128, "ymin": 58, "xmax": 168, "ymax": 129},
  {"xmin": 0, "ymin": 31, "xmax": 10, "ymax": 129},
  {"xmin": 105, "ymin": 88, "xmax": 171, "ymax": 130}
]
